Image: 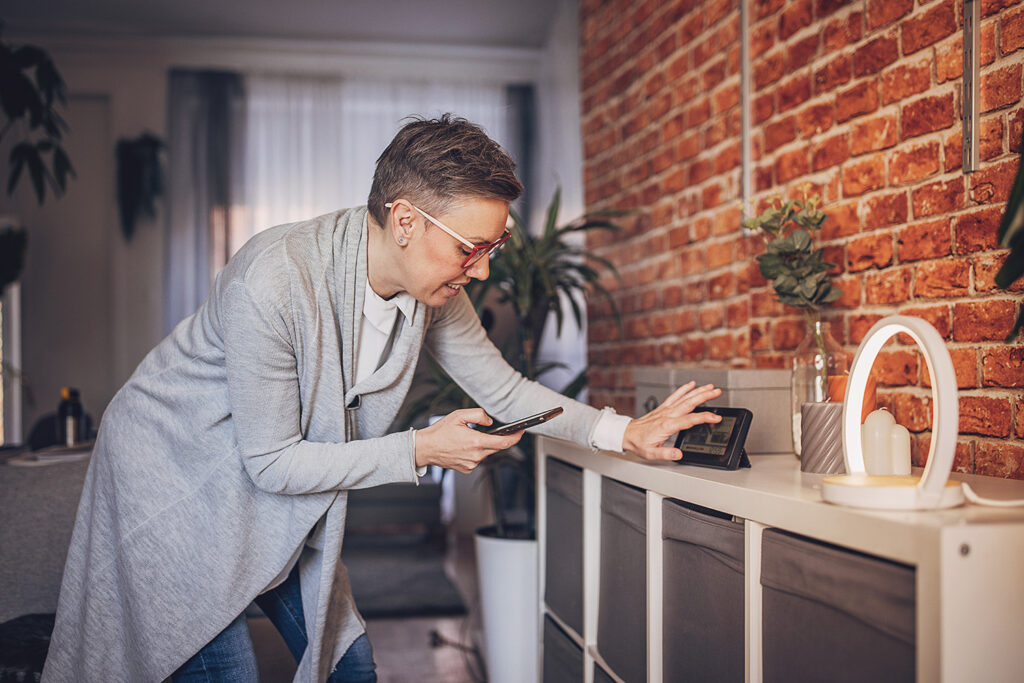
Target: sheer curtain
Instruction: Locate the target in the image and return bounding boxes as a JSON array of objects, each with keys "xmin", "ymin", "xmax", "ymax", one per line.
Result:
[{"xmin": 234, "ymin": 74, "xmax": 516, "ymax": 248}]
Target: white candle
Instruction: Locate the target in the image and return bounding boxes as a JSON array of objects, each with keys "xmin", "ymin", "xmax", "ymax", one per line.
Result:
[
  {"xmin": 861, "ymin": 408, "xmax": 896, "ymax": 475},
  {"xmin": 890, "ymin": 424, "xmax": 911, "ymax": 476}
]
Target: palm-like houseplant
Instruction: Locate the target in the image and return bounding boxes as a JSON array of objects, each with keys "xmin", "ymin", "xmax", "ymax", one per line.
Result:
[{"xmin": 401, "ymin": 189, "xmax": 622, "ymax": 539}]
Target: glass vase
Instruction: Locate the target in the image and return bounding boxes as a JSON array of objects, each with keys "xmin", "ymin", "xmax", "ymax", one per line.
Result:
[{"xmin": 791, "ymin": 317, "xmax": 848, "ymax": 458}]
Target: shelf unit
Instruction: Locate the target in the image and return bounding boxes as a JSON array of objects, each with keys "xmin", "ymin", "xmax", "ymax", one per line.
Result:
[{"xmin": 536, "ymin": 436, "xmax": 1024, "ymax": 682}]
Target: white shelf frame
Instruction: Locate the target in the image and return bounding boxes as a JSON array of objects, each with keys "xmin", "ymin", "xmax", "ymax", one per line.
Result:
[{"xmin": 536, "ymin": 436, "xmax": 1024, "ymax": 682}]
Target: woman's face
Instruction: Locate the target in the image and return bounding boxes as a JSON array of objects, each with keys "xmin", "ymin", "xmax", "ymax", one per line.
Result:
[{"xmin": 397, "ymin": 197, "xmax": 509, "ymax": 307}]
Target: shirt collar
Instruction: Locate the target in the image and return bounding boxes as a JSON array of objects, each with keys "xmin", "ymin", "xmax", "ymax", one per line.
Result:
[{"xmin": 363, "ymin": 278, "xmax": 416, "ymax": 335}]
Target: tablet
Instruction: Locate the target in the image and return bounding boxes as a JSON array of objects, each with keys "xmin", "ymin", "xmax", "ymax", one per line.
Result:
[
  {"xmin": 673, "ymin": 406, "xmax": 752, "ymax": 470},
  {"xmin": 484, "ymin": 407, "xmax": 564, "ymax": 436}
]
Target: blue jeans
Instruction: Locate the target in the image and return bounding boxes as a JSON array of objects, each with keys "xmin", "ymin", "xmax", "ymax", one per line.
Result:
[{"xmin": 172, "ymin": 565, "xmax": 376, "ymax": 682}]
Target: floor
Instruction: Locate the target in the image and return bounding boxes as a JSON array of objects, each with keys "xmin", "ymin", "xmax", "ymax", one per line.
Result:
[{"xmin": 252, "ymin": 532, "xmax": 483, "ymax": 683}]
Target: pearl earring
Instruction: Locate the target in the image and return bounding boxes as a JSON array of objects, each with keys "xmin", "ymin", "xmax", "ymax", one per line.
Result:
[{"xmin": 398, "ymin": 237, "xmax": 406, "ymax": 244}]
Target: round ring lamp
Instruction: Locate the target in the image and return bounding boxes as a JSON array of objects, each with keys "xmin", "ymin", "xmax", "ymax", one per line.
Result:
[{"xmin": 821, "ymin": 315, "xmax": 965, "ymax": 510}]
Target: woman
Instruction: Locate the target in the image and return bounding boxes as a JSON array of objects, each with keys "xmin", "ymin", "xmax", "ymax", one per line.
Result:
[{"xmin": 42, "ymin": 115, "xmax": 721, "ymax": 682}]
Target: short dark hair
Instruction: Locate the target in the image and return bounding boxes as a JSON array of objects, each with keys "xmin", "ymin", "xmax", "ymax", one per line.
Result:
[{"xmin": 367, "ymin": 114, "xmax": 523, "ymax": 227}]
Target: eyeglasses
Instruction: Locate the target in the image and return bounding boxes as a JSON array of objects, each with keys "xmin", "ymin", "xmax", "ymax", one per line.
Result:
[{"xmin": 385, "ymin": 201, "xmax": 510, "ymax": 269}]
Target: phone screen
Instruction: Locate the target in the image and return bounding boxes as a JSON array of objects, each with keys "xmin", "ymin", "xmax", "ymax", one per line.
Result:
[{"xmin": 485, "ymin": 407, "xmax": 564, "ymax": 436}]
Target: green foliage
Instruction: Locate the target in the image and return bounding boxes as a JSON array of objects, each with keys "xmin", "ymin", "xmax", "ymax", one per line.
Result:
[
  {"xmin": 995, "ymin": 126, "xmax": 1024, "ymax": 342},
  {"xmin": 743, "ymin": 193, "xmax": 840, "ymax": 312},
  {"xmin": 0, "ymin": 25, "xmax": 74, "ymax": 204}
]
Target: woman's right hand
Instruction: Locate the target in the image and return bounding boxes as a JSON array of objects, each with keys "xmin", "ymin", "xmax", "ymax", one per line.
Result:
[{"xmin": 414, "ymin": 408, "xmax": 524, "ymax": 473}]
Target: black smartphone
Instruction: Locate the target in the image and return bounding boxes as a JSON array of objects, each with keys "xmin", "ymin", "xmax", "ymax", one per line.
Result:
[{"xmin": 484, "ymin": 407, "xmax": 564, "ymax": 436}]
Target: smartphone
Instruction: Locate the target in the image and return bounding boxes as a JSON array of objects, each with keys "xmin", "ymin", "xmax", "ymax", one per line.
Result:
[{"xmin": 484, "ymin": 407, "xmax": 564, "ymax": 436}]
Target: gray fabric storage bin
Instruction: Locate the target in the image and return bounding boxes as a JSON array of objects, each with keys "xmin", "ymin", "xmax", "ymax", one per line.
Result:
[
  {"xmin": 662, "ymin": 499, "xmax": 745, "ymax": 682},
  {"xmin": 545, "ymin": 458, "xmax": 583, "ymax": 633},
  {"xmin": 597, "ymin": 478, "xmax": 646, "ymax": 683},
  {"xmin": 543, "ymin": 615, "xmax": 583, "ymax": 683},
  {"xmin": 761, "ymin": 529, "xmax": 915, "ymax": 683}
]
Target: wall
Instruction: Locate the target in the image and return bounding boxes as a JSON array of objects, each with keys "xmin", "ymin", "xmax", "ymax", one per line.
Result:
[
  {"xmin": 581, "ymin": 0, "xmax": 1024, "ymax": 477},
  {"xmin": 0, "ymin": 32, "xmax": 550, "ymax": 438}
]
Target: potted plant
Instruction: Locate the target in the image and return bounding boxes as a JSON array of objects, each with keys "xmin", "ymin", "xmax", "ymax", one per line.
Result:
[
  {"xmin": 743, "ymin": 191, "xmax": 845, "ymax": 458},
  {"xmin": 0, "ymin": 27, "xmax": 73, "ymax": 444},
  {"xmin": 400, "ymin": 189, "xmax": 621, "ymax": 683},
  {"xmin": 995, "ymin": 127, "xmax": 1024, "ymax": 341}
]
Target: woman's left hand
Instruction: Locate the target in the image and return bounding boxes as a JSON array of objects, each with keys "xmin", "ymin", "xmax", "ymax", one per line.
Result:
[{"xmin": 622, "ymin": 381, "xmax": 723, "ymax": 460}]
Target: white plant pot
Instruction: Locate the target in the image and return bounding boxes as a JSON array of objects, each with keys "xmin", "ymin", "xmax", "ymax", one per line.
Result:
[{"xmin": 474, "ymin": 528, "xmax": 538, "ymax": 683}]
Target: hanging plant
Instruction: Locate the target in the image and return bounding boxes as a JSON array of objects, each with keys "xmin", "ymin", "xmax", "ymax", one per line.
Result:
[
  {"xmin": 994, "ymin": 125, "xmax": 1024, "ymax": 342},
  {"xmin": 116, "ymin": 132, "xmax": 164, "ymax": 241}
]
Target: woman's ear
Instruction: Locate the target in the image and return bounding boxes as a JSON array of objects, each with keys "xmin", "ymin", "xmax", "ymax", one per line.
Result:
[{"xmin": 389, "ymin": 200, "xmax": 415, "ymax": 246}]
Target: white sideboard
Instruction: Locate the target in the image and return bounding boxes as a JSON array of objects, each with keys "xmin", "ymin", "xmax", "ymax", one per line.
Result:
[{"xmin": 536, "ymin": 435, "xmax": 1024, "ymax": 683}]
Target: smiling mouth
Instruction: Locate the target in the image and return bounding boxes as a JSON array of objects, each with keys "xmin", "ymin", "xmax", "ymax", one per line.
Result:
[{"xmin": 443, "ymin": 282, "xmax": 467, "ymax": 295}]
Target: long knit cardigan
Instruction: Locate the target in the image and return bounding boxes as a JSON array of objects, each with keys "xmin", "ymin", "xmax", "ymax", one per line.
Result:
[{"xmin": 41, "ymin": 207, "xmax": 608, "ymax": 682}]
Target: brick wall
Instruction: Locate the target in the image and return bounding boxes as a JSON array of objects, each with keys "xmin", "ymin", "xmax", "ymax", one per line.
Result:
[{"xmin": 581, "ymin": 0, "xmax": 1024, "ymax": 477}]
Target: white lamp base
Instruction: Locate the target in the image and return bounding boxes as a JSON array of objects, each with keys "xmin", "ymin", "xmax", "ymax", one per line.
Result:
[{"xmin": 822, "ymin": 474, "xmax": 965, "ymax": 510}]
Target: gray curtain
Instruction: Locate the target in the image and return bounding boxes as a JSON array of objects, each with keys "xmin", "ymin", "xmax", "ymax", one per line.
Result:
[{"xmin": 164, "ymin": 70, "xmax": 245, "ymax": 334}]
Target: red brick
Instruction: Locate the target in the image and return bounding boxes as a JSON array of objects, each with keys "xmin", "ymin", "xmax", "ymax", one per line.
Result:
[
  {"xmin": 849, "ymin": 313, "xmax": 885, "ymax": 343},
  {"xmin": 707, "ymin": 240, "xmax": 734, "ymax": 269},
  {"xmin": 751, "ymin": 21, "xmax": 776, "ymax": 58},
  {"xmin": 960, "ymin": 395, "xmax": 1012, "ymax": 437},
  {"xmin": 814, "ymin": 55, "xmax": 852, "ymax": 94},
  {"xmin": 713, "ymin": 85, "xmax": 742, "ymax": 115},
  {"xmin": 779, "ymin": 0, "xmax": 813, "ymax": 39},
  {"xmin": 901, "ymin": 93, "xmax": 956, "ymax": 139},
  {"xmin": 914, "ymin": 259, "xmax": 971, "ymax": 297},
  {"xmin": 975, "ymin": 252, "xmax": 1024, "ymax": 292},
  {"xmin": 970, "ymin": 158, "xmax": 1021, "ymax": 204},
  {"xmin": 754, "ymin": 51, "xmax": 786, "ymax": 90},
  {"xmin": 981, "ymin": 64, "xmax": 1023, "ymax": 113},
  {"xmin": 979, "ymin": 116, "xmax": 1005, "ymax": 161},
  {"xmin": 1018, "ymin": 395, "xmax": 1024, "ymax": 439},
  {"xmin": 833, "ymin": 275, "xmax": 861, "ymax": 307},
  {"xmin": 975, "ymin": 441, "xmax": 1024, "ymax": 480},
  {"xmin": 751, "ymin": 289, "xmax": 785, "ymax": 316},
  {"xmin": 901, "ymin": 0, "xmax": 958, "ymax": 55},
  {"xmin": 874, "ymin": 349, "xmax": 920, "ymax": 386},
  {"xmin": 867, "ymin": 0, "xmax": 914, "ymax": 30},
  {"xmin": 955, "ymin": 206, "xmax": 1006, "ymax": 254},
  {"xmin": 1011, "ymin": 108, "xmax": 1024, "ymax": 153},
  {"xmin": 881, "ymin": 59, "xmax": 932, "ymax": 105},
  {"xmin": 953, "ymin": 300, "xmax": 1017, "ymax": 341},
  {"xmin": 982, "ymin": 0, "xmax": 1024, "ymax": 19},
  {"xmin": 785, "ymin": 34, "xmax": 818, "ymax": 70},
  {"xmin": 849, "ymin": 112, "xmax": 899, "ymax": 155},
  {"xmin": 812, "ymin": 134, "xmax": 850, "ymax": 171},
  {"xmin": 842, "ymin": 157, "xmax": 886, "ymax": 196},
  {"xmin": 890, "ymin": 142, "xmax": 941, "ymax": 185},
  {"xmin": 982, "ymin": 347, "xmax": 1024, "ymax": 387},
  {"xmin": 936, "ymin": 36, "xmax": 963, "ymax": 84},
  {"xmin": 824, "ymin": 12, "xmax": 863, "ymax": 51},
  {"xmin": 943, "ymin": 131, "xmax": 963, "ymax": 172},
  {"xmin": 799, "ymin": 102, "xmax": 835, "ymax": 138},
  {"xmin": 1004, "ymin": 6, "xmax": 1024, "ymax": 54},
  {"xmin": 890, "ymin": 391, "xmax": 932, "ymax": 431},
  {"xmin": 863, "ymin": 191, "xmax": 908, "ymax": 229},
  {"xmin": 776, "ymin": 146, "xmax": 811, "ymax": 182},
  {"xmin": 854, "ymin": 34, "xmax": 899, "ymax": 78},
  {"xmin": 866, "ymin": 267, "xmax": 912, "ymax": 304},
  {"xmin": 848, "ymin": 233, "xmax": 893, "ymax": 271},
  {"xmin": 714, "ymin": 142, "xmax": 742, "ymax": 173},
  {"xmin": 982, "ymin": 20, "xmax": 998, "ymax": 65},
  {"xmin": 897, "ymin": 219, "xmax": 952, "ymax": 262},
  {"xmin": 778, "ymin": 74, "xmax": 812, "ymax": 112},
  {"xmin": 836, "ymin": 80, "xmax": 880, "ymax": 122},
  {"xmin": 764, "ymin": 116, "xmax": 797, "ymax": 152},
  {"xmin": 815, "ymin": 0, "xmax": 850, "ymax": 19},
  {"xmin": 911, "ymin": 178, "xmax": 965, "ymax": 219},
  {"xmin": 673, "ymin": 309, "xmax": 698, "ymax": 334},
  {"xmin": 700, "ymin": 304, "xmax": 725, "ymax": 330},
  {"xmin": 820, "ymin": 200, "xmax": 860, "ymax": 240},
  {"xmin": 772, "ymin": 318, "xmax": 807, "ymax": 350},
  {"xmin": 922, "ymin": 346, "xmax": 978, "ymax": 388},
  {"xmin": 899, "ymin": 304, "xmax": 952, "ymax": 338}
]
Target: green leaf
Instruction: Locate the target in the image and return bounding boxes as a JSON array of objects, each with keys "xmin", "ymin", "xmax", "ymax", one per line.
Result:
[{"xmin": 790, "ymin": 228, "xmax": 812, "ymax": 251}]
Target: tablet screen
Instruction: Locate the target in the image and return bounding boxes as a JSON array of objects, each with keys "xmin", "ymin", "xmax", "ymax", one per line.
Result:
[{"xmin": 679, "ymin": 416, "xmax": 737, "ymax": 456}]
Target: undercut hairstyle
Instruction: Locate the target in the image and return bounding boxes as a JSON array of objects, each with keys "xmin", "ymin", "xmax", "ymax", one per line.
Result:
[{"xmin": 367, "ymin": 114, "xmax": 523, "ymax": 227}]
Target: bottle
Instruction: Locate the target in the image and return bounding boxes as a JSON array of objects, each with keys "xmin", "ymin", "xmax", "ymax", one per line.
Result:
[{"xmin": 57, "ymin": 387, "xmax": 83, "ymax": 447}]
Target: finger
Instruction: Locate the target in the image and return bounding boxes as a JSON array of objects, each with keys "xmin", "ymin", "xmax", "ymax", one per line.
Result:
[
  {"xmin": 660, "ymin": 381, "xmax": 697, "ymax": 407},
  {"xmin": 675, "ymin": 410, "xmax": 723, "ymax": 431},
  {"xmin": 641, "ymin": 446, "xmax": 683, "ymax": 461},
  {"xmin": 453, "ymin": 408, "xmax": 492, "ymax": 426}
]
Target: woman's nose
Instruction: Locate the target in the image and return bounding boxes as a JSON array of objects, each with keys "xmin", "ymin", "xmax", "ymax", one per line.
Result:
[{"xmin": 467, "ymin": 255, "xmax": 490, "ymax": 280}]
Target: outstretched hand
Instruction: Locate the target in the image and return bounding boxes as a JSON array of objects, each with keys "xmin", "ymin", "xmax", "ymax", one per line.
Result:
[
  {"xmin": 414, "ymin": 408, "xmax": 524, "ymax": 473},
  {"xmin": 622, "ymin": 381, "xmax": 723, "ymax": 460}
]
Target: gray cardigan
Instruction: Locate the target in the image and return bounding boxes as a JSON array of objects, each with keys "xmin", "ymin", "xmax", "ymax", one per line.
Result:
[{"xmin": 42, "ymin": 207, "xmax": 607, "ymax": 682}]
